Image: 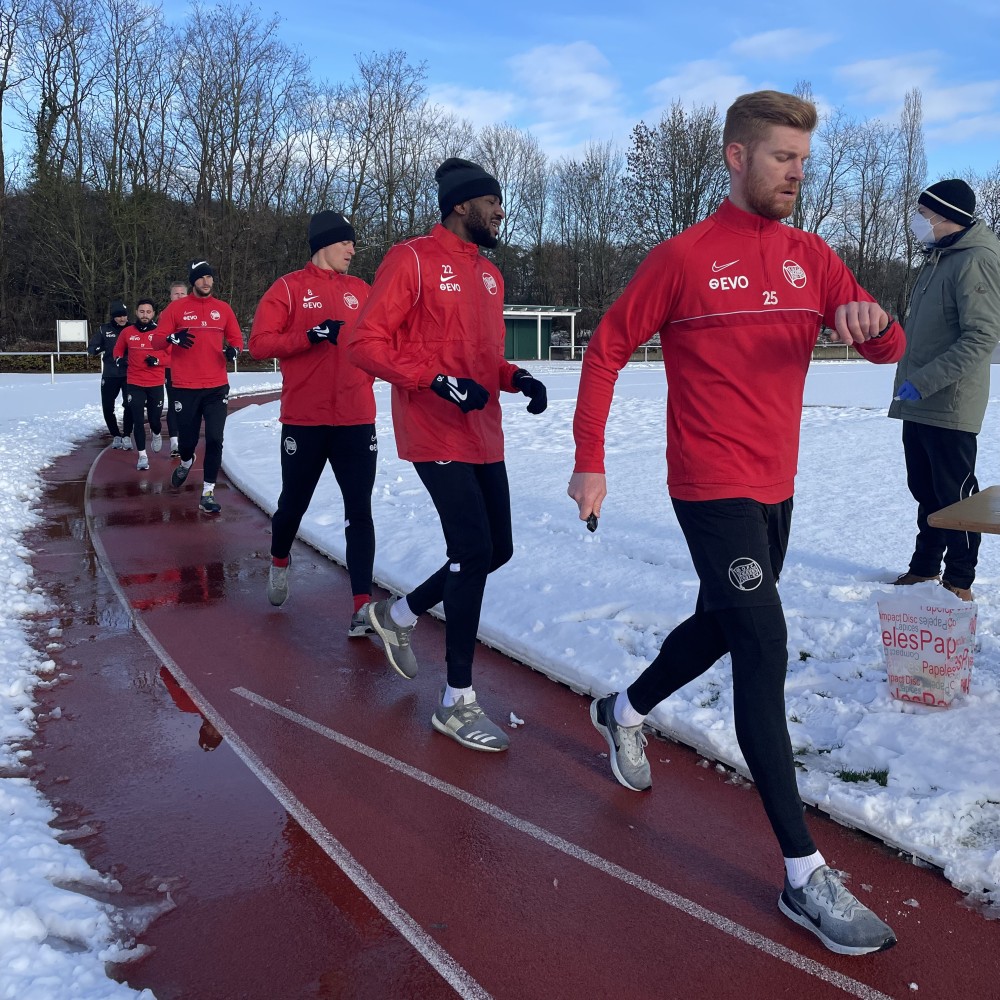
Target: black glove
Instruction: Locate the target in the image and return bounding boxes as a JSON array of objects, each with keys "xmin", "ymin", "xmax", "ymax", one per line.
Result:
[
  {"xmin": 115, "ymin": 354, "xmax": 126, "ymax": 367},
  {"xmin": 144, "ymin": 354, "xmax": 160, "ymax": 367},
  {"xmin": 306, "ymin": 319, "xmax": 344, "ymax": 345},
  {"xmin": 512, "ymin": 368, "xmax": 548, "ymax": 414},
  {"xmin": 167, "ymin": 328, "xmax": 194, "ymax": 349},
  {"xmin": 223, "ymin": 344, "xmax": 238, "ymax": 362},
  {"xmin": 430, "ymin": 374, "xmax": 489, "ymax": 413}
]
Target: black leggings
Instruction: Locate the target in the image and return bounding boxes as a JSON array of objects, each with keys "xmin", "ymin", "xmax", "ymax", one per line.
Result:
[
  {"xmin": 627, "ymin": 497, "xmax": 815, "ymax": 859},
  {"xmin": 164, "ymin": 368, "xmax": 178, "ymax": 438},
  {"xmin": 100, "ymin": 376, "xmax": 133, "ymax": 438},
  {"xmin": 126, "ymin": 384, "xmax": 163, "ymax": 451},
  {"xmin": 408, "ymin": 461, "xmax": 513, "ymax": 688},
  {"xmin": 271, "ymin": 423, "xmax": 377, "ymax": 598},
  {"xmin": 172, "ymin": 384, "xmax": 229, "ymax": 483}
]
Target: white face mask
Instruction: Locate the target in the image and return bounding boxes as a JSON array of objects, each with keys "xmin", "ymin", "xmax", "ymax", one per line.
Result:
[{"xmin": 909, "ymin": 210, "xmax": 938, "ymax": 245}]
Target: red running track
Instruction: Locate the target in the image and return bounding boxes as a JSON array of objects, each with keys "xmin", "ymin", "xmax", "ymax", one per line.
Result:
[{"xmin": 25, "ymin": 414, "xmax": 1000, "ymax": 1000}]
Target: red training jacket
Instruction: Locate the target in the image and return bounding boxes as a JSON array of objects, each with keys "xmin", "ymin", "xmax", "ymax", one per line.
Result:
[
  {"xmin": 151, "ymin": 293, "xmax": 242, "ymax": 389},
  {"xmin": 112, "ymin": 324, "xmax": 169, "ymax": 387},
  {"xmin": 248, "ymin": 261, "xmax": 375, "ymax": 426},
  {"xmin": 345, "ymin": 223, "xmax": 521, "ymax": 463},
  {"xmin": 574, "ymin": 198, "xmax": 905, "ymax": 503}
]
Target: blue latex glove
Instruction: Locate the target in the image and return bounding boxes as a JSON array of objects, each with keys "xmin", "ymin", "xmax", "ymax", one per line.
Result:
[{"xmin": 895, "ymin": 380, "xmax": 921, "ymax": 401}]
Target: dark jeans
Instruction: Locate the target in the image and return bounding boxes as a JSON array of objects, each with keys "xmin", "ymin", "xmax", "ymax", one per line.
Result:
[
  {"xmin": 172, "ymin": 384, "xmax": 229, "ymax": 483},
  {"xmin": 407, "ymin": 461, "xmax": 513, "ymax": 689},
  {"xmin": 627, "ymin": 496, "xmax": 815, "ymax": 858},
  {"xmin": 271, "ymin": 423, "xmax": 377, "ymax": 598},
  {"xmin": 903, "ymin": 420, "xmax": 980, "ymax": 589}
]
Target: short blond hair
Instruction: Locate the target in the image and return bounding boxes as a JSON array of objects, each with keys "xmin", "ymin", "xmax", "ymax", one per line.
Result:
[{"xmin": 723, "ymin": 90, "xmax": 818, "ymax": 150}]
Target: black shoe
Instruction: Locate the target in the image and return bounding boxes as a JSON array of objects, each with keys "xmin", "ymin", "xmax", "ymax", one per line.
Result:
[
  {"xmin": 171, "ymin": 463, "xmax": 190, "ymax": 488},
  {"xmin": 199, "ymin": 490, "xmax": 221, "ymax": 514}
]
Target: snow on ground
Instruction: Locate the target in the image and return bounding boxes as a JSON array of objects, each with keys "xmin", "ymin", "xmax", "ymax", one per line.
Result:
[{"xmin": 1, "ymin": 360, "xmax": 999, "ymax": 997}]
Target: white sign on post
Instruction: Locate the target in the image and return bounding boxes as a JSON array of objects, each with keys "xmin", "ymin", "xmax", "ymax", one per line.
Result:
[{"xmin": 56, "ymin": 319, "xmax": 89, "ymax": 357}]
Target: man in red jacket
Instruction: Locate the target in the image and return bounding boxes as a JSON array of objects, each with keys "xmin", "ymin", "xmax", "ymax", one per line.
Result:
[
  {"xmin": 112, "ymin": 298, "xmax": 170, "ymax": 471},
  {"xmin": 347, "ymin": 158, "xmax": 548, "ymax": 753},
  {"xmin": 569, "ymin": 91, "xmax": 902, "ymax": 956},
  {"xmin": 249, "ymin": 211, "xmax": 377, "ymax": 635},
  {"xmin": 151, "ymin": 259, "xmax": 243, "ymax": 514}
]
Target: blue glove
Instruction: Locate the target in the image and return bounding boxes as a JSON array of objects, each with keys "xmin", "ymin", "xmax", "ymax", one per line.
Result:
[
  {"xmin": 895, "ymin": 380, "xmax": 921, "ymax": 401},
  {"xmin": 512, "ymin": 368, "xmax": 548, "ymax": 414},
  {"xmin": 167, "ymin": 328, "xmax": 194, "ymax": 349},
  {"xmin": 223, "ymin": 344, "xmax": 238, "ymax": 362}
]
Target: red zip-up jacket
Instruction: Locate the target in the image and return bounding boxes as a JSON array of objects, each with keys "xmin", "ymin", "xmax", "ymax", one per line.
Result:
[
  {"xmin": 345, "ymin": 224, "xmax": 520, "ymax": 463},
  {"xmin": 248, "ymin": 262, "xmax": 375, "ymax": 426},
  {"xmin": 150, "ymin": 294, "xmax": 242, "ymax": 389},
  {"xmin": 574, "ymin": 198, "xmax": 905, "ymax": 503},
  {"xmin": 112, "ymin": 323, "xmax": 169, "ymax": 387}
]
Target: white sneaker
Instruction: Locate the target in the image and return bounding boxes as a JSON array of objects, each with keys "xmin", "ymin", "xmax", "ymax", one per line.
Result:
[
  {"xmin": 121, "ymin": 437, "xmax": 133, "ymax": 451},
  {"xmin": 136, "ymin": 454, "xmax": 149, "ymax": 471},
  {"xmin": 112, "ymin": 436, "xmax": 123, "ymax": 449},
  {"xmin": 267, "ymin": 561, "xmax": 289, "ymax": 606},
  {"xmin": 151, "ymin": 433, "xmax": 163, "ymax": 452}
]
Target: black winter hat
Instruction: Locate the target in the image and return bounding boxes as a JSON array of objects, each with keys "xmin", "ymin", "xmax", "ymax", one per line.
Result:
[
  {"xmin": 189, "ymin": 258, "xmax": 215, "ymax": 284},
  {"xmin": 435, "ymin": 157, "xmax": 502, "ymax": 220},
  {"xmin": 308, "ymin": 211, "xmax": 356, "ymax": 255},
  {"xmin": 919, "ymin": 179, "xmax": 976, "ymax": 226},
  {"xmin": 110, "ymin": 299, "xmax": 128, "ymax": 318}
]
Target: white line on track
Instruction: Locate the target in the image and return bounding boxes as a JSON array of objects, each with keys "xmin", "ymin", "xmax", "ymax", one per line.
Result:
[
  {"xmin": 233, "ymin": 685, "xmax": 898, "ymax": 1000},
  {"xmin": 83, "ymin": 451, "xmax": 492, "ymax": 1000}
]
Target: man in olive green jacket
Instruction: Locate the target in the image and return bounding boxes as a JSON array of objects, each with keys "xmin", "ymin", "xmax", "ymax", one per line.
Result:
[{"xmin": 889, "ymin": 178, "xmax": 1000, "ymax": 600}]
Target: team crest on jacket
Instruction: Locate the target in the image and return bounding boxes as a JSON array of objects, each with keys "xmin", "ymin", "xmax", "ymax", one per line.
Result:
[
  {"xmin": 482, "ymin": 272, "xmax": 498, "ymax": 295},
  {"xmin": 210, "ymin": 309, "xmax": 221, "ymax": 321},
  {"xmin": 343, "ymin": 292, "xmax": 359, "ymax": 309},
  {"xmin": 782, "ymin": 260, "xmax": 807, "ymax": 288}
]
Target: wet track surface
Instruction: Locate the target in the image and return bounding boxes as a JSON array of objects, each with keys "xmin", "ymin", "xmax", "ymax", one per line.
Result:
[{"xmin": 20, "ymin": 409, "xmax": 1000, "ymax": 1000}]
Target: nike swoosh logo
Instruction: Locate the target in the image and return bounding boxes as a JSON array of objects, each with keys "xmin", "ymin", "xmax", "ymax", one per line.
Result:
[
  {"xmin": 712, "ymin": 259, "xmax": 739, "ymax": 272},
  {"xmin": 450, "ymin": 388, "xmax": 468, "ymax": 401},
  {"xmin": 304, "ymin": 295, "xmax": 320, "ymax": 302}
]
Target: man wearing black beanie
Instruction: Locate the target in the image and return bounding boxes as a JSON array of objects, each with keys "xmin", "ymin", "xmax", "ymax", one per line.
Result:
[
  {"xmin": 150, "ymin": 260, "xmax": 243, "ymax": 514},
  {"xmin": 87, "ymin": 299, "xmax": 135, "ymax": 449},
  {"xmin": 889, "ymin": 178, "xmax": 1000, "ymax": 600},
  {"xmin": 346, "ymin": 157, "xmax": 548, "ymax": 753},
  {"xmin": 249, "ymin": 211, "xmax": 377, "ymax": 632}
]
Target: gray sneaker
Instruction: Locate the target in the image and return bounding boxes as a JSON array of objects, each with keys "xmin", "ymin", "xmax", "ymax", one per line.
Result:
[
  {"xmin": 171, "ymin": 462, "xmax": 191, "ymax": 488},
  {"xmin": 590, "ymin": 694, "xmax": 651, "ymax": 791},
  {"xmin": 267, "ymin": 561, "xmax": 289, "ymax": 607},
  {"xmin": 348, "ymin": 604, "xmax": 373, "ymax": 637},
  {"xmin": 112, "ymin": 436, "xmax": 123, "ymax": 449},
  {"xmin": 367, "ymin": 598, "xmax": 418, "ymax": 679},
  {"xmin": 136, "ymin": 454, "xmax": 149, "ymax": 471},
  {"xmin": 432, "ymin": 688, "xmax": 509, "ymax": 752},
  {"xmin": 151, "ymin": 433, "xmax": 163, "ymax": 453},
  {"xmin": 778, "ymin": 865, "xmax": 897, "ymax": 956},
  {"xmin": 121, "ymin": 436, "xmax": 133, "ymax": 451}
]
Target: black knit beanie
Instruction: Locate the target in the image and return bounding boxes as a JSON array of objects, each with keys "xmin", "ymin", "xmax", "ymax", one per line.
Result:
[
  {"xmin": 110, "ymin": 299, "xmax": 128, "ymax": 318},
  {"xmin": 308, "ymin": 211, "xmax": 356, "ymax": 255},
  {"xmin": 919, "ymin": 179, "xmax": 976, "ymax": 226},
  {"xmin": 435, "ymin": 158, "xmax": 502, "ymax": 220},
  {"xmin": 189, "ymin": 258, "xmax": 214, "ymax": 284}
]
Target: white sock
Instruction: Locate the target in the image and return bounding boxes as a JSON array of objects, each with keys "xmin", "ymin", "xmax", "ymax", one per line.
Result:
[
  {"xmin": 202, "ymin": 481, "xmax": 215, "ymax": 495},
  {"xmin": 443, "ymin": 685, "xmax": 473, "ymax": 708},
  {"xmin": 170, "ymin": 436, "xmax": 178, "ymax": 447},
  {"xmin": 389, "ymin": 598, "xmax": 418, "ymax": 628},
  {"xmin": 138, "ymin": 450, "xmax": 147, "ymax": 458},
  {"xmin": 785, "ymin": 851, "xmax": 826, "ymax": 888},
  {"xmin": 181, "ymin": 458, "xmax": 193, "ymax": 469},
  {"xmin": 614, "ymin": 690, "xmax": 645, "ymax": 728}
]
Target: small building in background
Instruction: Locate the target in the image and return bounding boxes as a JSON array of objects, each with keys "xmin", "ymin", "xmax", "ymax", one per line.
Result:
[{"xmin": 503, "ymin": 305, "xmax": 581, "ymax": 361}]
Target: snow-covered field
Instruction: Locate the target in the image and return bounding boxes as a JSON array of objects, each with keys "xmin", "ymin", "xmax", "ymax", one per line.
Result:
[{"xmin": 1, "ymin": 360, "xmax": 999, "ymax": 997}]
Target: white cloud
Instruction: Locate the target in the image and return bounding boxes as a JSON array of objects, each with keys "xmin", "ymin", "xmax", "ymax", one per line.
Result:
[
  {"xmin": 644, "ymin": 60, "xmax": 753, "ymax": 117},
  {"xmin": 729, "ymin": 29, "xmax": 836, "ymax": 60},
  {"xmin": 427, "ymin": 84, "xmax": 519, "ymax": 129}
]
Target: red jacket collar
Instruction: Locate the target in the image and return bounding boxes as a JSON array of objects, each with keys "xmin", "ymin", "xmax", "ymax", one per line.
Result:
[
  {"xmin": 715, "ymin": 197, "xmax": 783, "ymax": 236},
  {"xmin": 431, "ymin": 222, "xmax": 483, "ymax": 257}
]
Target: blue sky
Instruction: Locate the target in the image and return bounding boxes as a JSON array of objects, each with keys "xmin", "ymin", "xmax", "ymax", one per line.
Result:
[{"xmin": 240, "ymin": 0, "xmax": 1000, "ymax": 179}]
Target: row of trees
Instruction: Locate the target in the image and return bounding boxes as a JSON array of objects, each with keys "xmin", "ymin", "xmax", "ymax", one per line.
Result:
[{"xmin": 2, "ymin": 0, "xmax": 999, "ymax": 347}]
